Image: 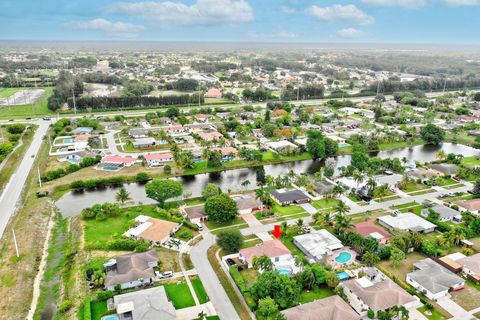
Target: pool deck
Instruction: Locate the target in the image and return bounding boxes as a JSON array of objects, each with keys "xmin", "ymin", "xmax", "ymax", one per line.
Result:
[{"xmin": 327, "ymin": 248, "xmax": 358, "ymax": 270}]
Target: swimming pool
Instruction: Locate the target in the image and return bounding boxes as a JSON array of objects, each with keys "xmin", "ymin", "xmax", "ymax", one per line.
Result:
[
  {"xmin": 337, "ymin": 271, "xmax": 350, "ymax": 280},
  {"xmin": 338, "ymin": 143, "xmax": 351, "ymax": 148},
  {"xmin": 335, "ymin": 252, "xmax": 352, "ymax": 264},
  {"xmin": 276, "ymin": 268, "xmax": 292, "ymax": 276},
  {"xmin": 101, "ymin": 315, "xmax": 119, "ymax": 320},
  {"xmin": 63, "ymin": 138, "xmax": 74, "ymax": 143}
]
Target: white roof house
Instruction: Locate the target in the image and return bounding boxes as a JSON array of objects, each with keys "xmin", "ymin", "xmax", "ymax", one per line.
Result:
[
  {"xmin": 378, "ymin": 212, "xmax": 436, "ymax": 234},
  {"xmin": 265, "ymin": 140, "xmax": 298, "ymax": 152},
  {"xmin": 293, "ymin": 229, "xmax": 343, "ymax": 262}
]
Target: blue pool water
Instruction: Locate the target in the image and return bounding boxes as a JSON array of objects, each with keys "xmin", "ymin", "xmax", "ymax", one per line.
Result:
[
  {"xmin": 337, "ymin": 271, "xmax": 350, "ymax": 280},
  {"xmin": 63, "ymin": 138, "xmax": 74, "ymax": 143},
  {"xmin": 338, "ymin": 143, "xmax": 351, "ymax": 148},
  {"xmin": 335, "ymin": 252, "xmax": 352, "ymax": 264},
  {"xmin": 102, "ymin": 316, "xmax": 119, "ymax": 320},
  {"xmin": 277, "ymin": 269, "xmax": 291, "ymax": 276}
]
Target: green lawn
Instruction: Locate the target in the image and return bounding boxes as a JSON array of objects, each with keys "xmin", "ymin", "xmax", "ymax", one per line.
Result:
[
  {"xmin": 312, "ymin": 199, "xmax": 340, "ymax": 209},
  {"xmin": 204, "ymin": 216, "xmax": 245, "ymax": 230},
  {"xmin": 0, "ymin": 87, "xmax": 27, "ymax": 98},
  {"xmin": 298, "ymin": 286, "xmax": 335, "ymax": 304},
  {"xmin": 390, "ymin": 202, "xmax": 419, "ymax": 210},
  {"xmin": 417, "ymin": 306, "xmax": 448, "ymax": 320},
  {"xmin": 408, "ymin": 189, "xmax": 435, "ymax": 196},
  {"xmin": 164, "ymin": 282, "xmax": 196, "ymax": 309},
  {"xmin": 437, "ymin": 177, "xmax": 458, "ymax": 186},
  {"xmin": 462, "ymin": 156, "xmax": 480, "ymax": 167},
  {"xmin": 0, "ymin": 87, "xmax": 53, "ymax": 119},
  {"xmin": 402, "ymin": 182, "xmax": 428, "ymax": 192},
  {"xmin": 90, "ymin": 300, "xmax": 108, "ymax": 320},
  {"xmin": 191, "ymin": 278, "xmax": 209, "ymax": 304},
  {"xmin": 272, "ymin": 204, "xmax": 305, "ymax": 215}
]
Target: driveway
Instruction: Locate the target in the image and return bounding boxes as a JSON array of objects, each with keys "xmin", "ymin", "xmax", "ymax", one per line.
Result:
[
  {"xmin": 300, "ymin": 203, "xmax": 317, "ymax": 214},
  {"xmin": 436, "ymin": 296, "xmax": 469, "ymax": 319}
]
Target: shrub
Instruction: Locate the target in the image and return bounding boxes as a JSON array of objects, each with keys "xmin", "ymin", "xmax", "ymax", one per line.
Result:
[
  {"xmin": 58, "ymin": 299, "xmax": 73, "ymax": 313},
  {"xmin": 136, "ymin": 172, "xmax": 151, "ymax": 183},
  {"xmin": 96, "ymin": 290, "xmax": 113, "ymax": 301},
  {"xmin": 229, "ymin": 267, "xmax": 248, "ymax": 293},
  {"xmin": 95, "ymin": 212, "xmax": 107, "ymax": 221},
  {"xmin": 8, "ymin": 134, "xmax": 20, "ymax": 143},
  {"xmin": 6, "ymin": 123, "xmax": 26, "ymax": 134},
  {"xmin": 183, "ymin": 220, "xmax": 199, "ymax": 231}
]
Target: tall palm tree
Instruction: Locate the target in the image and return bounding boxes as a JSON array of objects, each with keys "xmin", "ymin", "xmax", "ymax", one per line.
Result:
[
  {"xmin": 255, "ymin": 188, "xmax": 265, "ymax": 210},
  {"xmin": 353, "ymin": 170, "xmax": 364, "ymax": 190},
  {"xmin": 436, "ymin": 150, "xmax": 447, "ymax": 161},
  {"xmin": 443, "ymin": 228, "xmax": 466, "ymax": 246},
  {"xmin": 335, "ymin": 200, "xmax": 350, "ymax": 216},
  {"xmin": 366, "ymin": 177, "xmax": 377, "ymax": 195},
  {"xmin": 115, "ymin": 187, "xmax": 131, "ymax": 205}
]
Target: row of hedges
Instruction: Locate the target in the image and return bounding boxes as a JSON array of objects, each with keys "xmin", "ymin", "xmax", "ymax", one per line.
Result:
[
  {"xmin": 42, "ymin": 156, "xmax": 101, "ymax": 181},
  {"xmin": 70, "ymin": 176, "xmax": 128, "ymax": 190}
]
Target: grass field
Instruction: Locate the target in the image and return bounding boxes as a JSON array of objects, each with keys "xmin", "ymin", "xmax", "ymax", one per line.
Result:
[
  {"xmin": 0, "ymin": 87, "xmax": 53, "ymax": 119},
  {"xmin": 417, "ymin": 306, "xmax": 448, "ymax": 320},
  {"xmin": 191, "ymin": 278, "xmax": 209, "ymax": 304},
  {"xmin": 0, "ymin": 88, "xmax": 27, "ymax": 98},
  {"xmin": 164, "ymin": 282, "xmax": 196, "ymax": 309},
  {"xmin": 90, "ymin": 300, "xmax": 108, "ymax": 320},
  {"xmin": 298, "ymin": 286, "xmax": 334, "ymax": 304}
]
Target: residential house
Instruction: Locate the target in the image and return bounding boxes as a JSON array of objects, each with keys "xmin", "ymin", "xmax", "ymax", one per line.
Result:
[
  {"xmin": 124, "ymin": 215, "xmax": 180, "ymax": 245},
  {"xmin": 454, "ymin": 198, "xmax": 480, "ymax": 215},
  {"xmin": 354, "ymin": 221, "xmax": 391, "ymax": 245},
  {"xmin": 341, "ymin": 267, "xmax": 419, "ymax": 315},
  {"xmin": 57, "ymin": 150, "xmax": 96, "ymax": 164},
  {"xmin": 406, "ymin": 258, "xmax": 465, "ymax": 300},
  {"xmin": 239, "ymin": 239, "xmax": 292, "ymax": 269},
  {"xmin": 313, "ymin": 180, "xmax": 336, "ymax": 197},
  {"xmin": 129, "ymin": 128, "xmax": 149, "ymax": 139},
  {"xmin": 427, "ymin": 163, "xmax": 458, "ymax": 176},
  {"xmin": 420, "ymin": 205, "xmax": 462, "ymax": 223},
  {"xmin": 281, "ymin": 295, "xmax": 360, "ymax": 320},
  {"xmin": 197, "ymin": 131, "xmax": 223, "ymax": 142},
  {"xmin": 182, "ymin": 204, "xmax": 207, "ymax": 224},
  {"xmin": 113, "ymin": 286, "xmax": 176, "ymax": 320},
  {"xmin": 205, "ymin": 88, "xmax": 222, "ymax": 98},
  {"xmin": 195, "ymin": 113, "xmax": 213, "ymax": 122},
  {"xmin": 269, "ymin": 188, "xmax": 310, "ymax": 206},
  {"xmin": 293, "ymin": 229, "xmax": 343, "ymax": 263},
  {"xmin": 265, "ymin": 140, "xmax": 298, "ymax": 153},
  {"xmin": 161, "ymin": 124, "xmax": 184, "ymax": 135},
  {"xmin": 73, "ymin": 127, "xmax": 93, "ymax": 135},
  {"xmin": 101, "ymin": 155, "xmax": 136, "ymax": 167},
  {"xmin": 378, "ymin": 212, "xmax": 436, "ymax": 234},
  {"xmin": 143, "ymin": 152, "xmax": 174, "ymax": 167},
  {"xmin": 210, "ymin": 147, "xmax": 237, "ymax": 161},
  {"xmin": 409, "ymin": 168, "xmax": 440, "ymax": 183},
  {"xmin": 231, "ymin": 194, "xmax": 263, "ymax": 214},
  {"xmin": 104, "ymin": 250, "xmax": 158, "ymax": 290},
  {"xmin": 132, "ymin": 137, "xmax": 156, "ymax": 149},
  {"xmin": 457, "ymin": 253, "xmax": 480, "ymax": 282}
]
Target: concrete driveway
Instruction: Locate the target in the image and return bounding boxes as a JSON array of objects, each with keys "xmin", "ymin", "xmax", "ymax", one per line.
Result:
[
  {"xmin": 300, "ymin": 203, "xmax": 317, "ymax": 214},
  {"xmin": 436, "ymin": 296, "xmax": 469, "ymax": 319}
]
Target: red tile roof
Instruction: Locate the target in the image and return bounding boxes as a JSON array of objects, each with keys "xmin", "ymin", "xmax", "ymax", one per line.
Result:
[
  {"xmin": 144, "ymin": 153, "xmax": 173, "ymax": 161},
  {"xmin": 102, "ymin": 155, "xmax": 136, "ymax": 164},
  {"xmin": 239, "ymin": 239, "xmax": 291, "ymax": 264}
]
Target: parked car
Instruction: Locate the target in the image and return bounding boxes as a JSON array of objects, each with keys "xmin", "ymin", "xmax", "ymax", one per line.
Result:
[
  {"xmin": 226, "ymin": 258, "xmax": 236, "ymax": 267},
  {"xmin": 162, "ymin": 271, "xmax": 173, "ymax": 278},
  {"xmin": 196, "ymin": 222, "xmax": 203, "ymax": 231}
]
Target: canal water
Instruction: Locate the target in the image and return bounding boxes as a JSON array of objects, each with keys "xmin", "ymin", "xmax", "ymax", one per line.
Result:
[{"xmin": 56, "ymin": 143, "xmax": 478, "ymax": 217}]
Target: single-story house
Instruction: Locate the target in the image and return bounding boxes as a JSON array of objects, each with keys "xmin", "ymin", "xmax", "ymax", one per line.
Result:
[
  {"xmin": 197, "ymin": 131, "xmax": 223, "ymax": 141},
  {"xmin": 406, "ymin": 258, "xmax": 465, "ymax": 300},
  {"xmin": 101, "ymin": 155, "xmax": 136, "ymax": 167},
  {"xmin": 182, "ymin": 204, "xmax": 207, "ymax": 224},
  {"xmin": 428, "ymin": 163, "xmax": 458, "ymax": 176},
  {"xmin": 124, "ymin": 215, "xmax": 180, "ymax": 245},
  {"xmin": 378, "ymin": 212, "xmax": 436, "ymax": 234},
  {"xmin": 353, "ymin": 221, "xmax": 391, "ymax": 245},
  {"xmin": 162, "ymin": 125, "xmax": 184, "ymax": 135},
  {"xmin": 269, "ymin": 188, "xmax": 310, "ymax": 206},
  {"xmin": 457, "ymin": 253, "xmax": 480, "ymax": 282},
  {"xmin": 313, "ymin": 180, "xmax": 336, "ymax": 197},
  {"xmin": 293, "ymin": 229, "xmax": 343, "ymax": 263},
  {"xmin": 132, "ymin": 137, "xmax": 157, "ymax": 149},
  {"xmin": 408, "ymin": 168, "xmax": 440, "ymax": 182},
  {"xmin": 421, "ymin": 205, "xmax": 462, "ymax": 223},
  {"xmin": 205, "ymin": 88, "xmax": 222, "ymax": 98},
  {"xmin": 104, "ymin": 250, "xmax": 158, "ymax": 290},
  {"xmin": 231, "ymin": 194, "xmax": 263, "ymax": 214},
  {"xmin": 129, "ymin": 128, "xmax": 149, "ymax": 139},
  {"xmin": 341, "ymin": 267, "xmax": 419, "ymax": 315},
  {"xmin": 210, "ymin": 147, "xmax": 238, "ymax": 161},
  {"xmin": 194, "ymin": 113, "xmax": 213, "ymax": 122},
  {"xmin": 113, "ymin": 286, "xmax": 176, "ymax": 320},
  {"xmin": 143, "ymin": 152, "xmax": 174, "ymax": 167},
  {"xmin": 265, "ymin": 140, "xmax": 298, "ymax": 153},
  {"xmin": 455, "ymin": 198, "xmax": 480, "ymax": 215},
  {"xmin": 57, "ymin": 150, "xmax": 96, "ymax": 164},
  {"xmin": 239, "ymin": 239, "xmax": 292, "ymax": 268},
  {"xmin": 281, "ymin": 295, "xmax": 360, "ymax": 320}
]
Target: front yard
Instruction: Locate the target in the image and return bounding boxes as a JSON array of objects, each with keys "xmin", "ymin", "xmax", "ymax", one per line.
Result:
[{"xmin": 450, "ymin": 281, "xmax": 480, "ymax": 311}]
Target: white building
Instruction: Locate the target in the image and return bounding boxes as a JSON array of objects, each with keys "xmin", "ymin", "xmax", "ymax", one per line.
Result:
[
  {"xmin": 293, "ymin": 229, "xmax": 343, "ymax": 263},
  {"xmin": 378, "ymin": 212, "xmax": 436, "ymax": 234}
]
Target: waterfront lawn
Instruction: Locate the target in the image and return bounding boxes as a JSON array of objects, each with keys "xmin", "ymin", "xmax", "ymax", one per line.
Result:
[
  {"xmin": 191, "ymin": 278, "xmax": 209, "ymax": 304},
  {"xmin": 298, "ymin": 286, "xmax": 335, "ymax": 304},
  {"xmin": 462, "ymin": 156, "xmax": 480, "ymax": 167},
  {"xmin": 165, "ymin": 282, "xmax": 196, "ymax": 309}
]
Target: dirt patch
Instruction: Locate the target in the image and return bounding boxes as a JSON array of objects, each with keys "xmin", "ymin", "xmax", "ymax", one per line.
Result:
[{"xmin": 451, "ymin": 283, "xmax": 480, "ymax": 311}]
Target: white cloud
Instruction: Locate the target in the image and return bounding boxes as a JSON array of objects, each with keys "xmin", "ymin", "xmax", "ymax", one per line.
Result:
[
  {"xmin": 65, "ymin": 18, "xmax": 145, "ymax": 37},
  {"xmin": 361, "ymin": 0, "xmax": 427, "ymax": 8},
  {"xmin": 273, "ymin": 30, "xmax": 297, "ymax": 38},
  {"xmin": 307, "ymin": 4, "xmax": 374, "ymax": 25},
  {"xmin": 107, "ymin": 0, "xmax": 253, "ymax": 27},
  {"xmin": 336, "ymin": 27, "xmax": 365, "ymax": 38}
]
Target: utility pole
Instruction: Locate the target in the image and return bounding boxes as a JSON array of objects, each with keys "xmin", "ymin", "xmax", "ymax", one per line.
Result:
[
  {"xmin": 37, "ymin": 167, "xmax": 42, "ymax": 188},
  {"xmin": 12, "ymin": 228, "xmax": 19, "ymax": 258},
  {"xmin": 72, "ymin": 88, "xmax": 77, "ymax": 115}
]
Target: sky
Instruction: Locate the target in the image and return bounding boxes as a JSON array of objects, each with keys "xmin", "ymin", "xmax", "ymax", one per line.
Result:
[{"xmin": 0, "ymin": 0, "xmax": 479, "ymax": 43}]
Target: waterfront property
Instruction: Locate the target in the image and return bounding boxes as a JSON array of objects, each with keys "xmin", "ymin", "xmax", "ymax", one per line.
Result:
[
  {"xmin": 123, "ymin": 215, "xmax": 180, "ymax": 245},
  {"xmin": 269, "ymin": 188, "xmax": 310, "ymax": 206},
  {"xmin": 182, "ymin": 204, "xmax": 207, "ymax": 224},
  {"xmin": 143, "ymin": 152, "xmax": 174, "ymax": 167}
]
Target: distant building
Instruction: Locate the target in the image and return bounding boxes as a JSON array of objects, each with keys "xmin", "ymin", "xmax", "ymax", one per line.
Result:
[
  {"xmin": 205, "ymin": 88, "xmax": 222, "ymax": 98},
  {"xmin": 378, "ymin": 212, "xmax": 436, "ymax": 234},
  {"xmin": 281, "ymin": 295, "xmax": 360, "ymax": 320}
]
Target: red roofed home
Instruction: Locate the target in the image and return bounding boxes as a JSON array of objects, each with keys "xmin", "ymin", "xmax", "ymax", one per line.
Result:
[
  {"xmin": 144, "ymin": 152, "xmax": 174, "ymax": 167},
  {"xmin": 239, "ymin": 239, "xmax": 292, "ymax": 268},
  {"xmin": 101, "ymin": 155, "xmax": 136, "ymax": 167},
  {"xmin": 195, "ymin": 114, "xmax": 213, "ymax": 122},
  {"xmin": 162, "ymin": 125, "xmax": 184, "ymax": 134},
  {"xmin": 354, "ymin": 221, "xmax": 391, "ymax": 245},
  {"xmin": 205, "ymin": 88, "xmax": 222, "ymax": 98},
  {"xmin": 455, "ymin": 198, "xmax": 480, "ymax": 215},
  {"xmin": 74, "ymin": 134, "xmax": 90, "ymax": 142},
  {"xmin": 198, "ymin": 131, "xmax": 223, "ymax": 141}
]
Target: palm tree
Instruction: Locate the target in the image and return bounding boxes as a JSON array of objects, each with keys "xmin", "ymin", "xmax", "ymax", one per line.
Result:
[
  {"xmin": 334, "ymin": 213, "xmax": 353, "ymax": 234},
  {"xmin": 241, "ymin": 179, "xmax": 251, "ymax": 190},
  {"xmin": 296, "ymin": 218, "xmax": 304, "ymax": 229},
  {"xmin": 255, "ymin": 188, "xmax": 265, "ymax": 210},
  {"xmin": 443, "ymin": 228, "xmax": 466, "ymax": 246},
  {"xmin": 353, "ymin": 170, "xmax": 364, "ymax": 190},
  {"xmin": 335, "ymin": 200, "xmax": 350, "ymax": 216},
  {"xmin": 294, "ymin": 255, "xmax": 308, "ymax": 272},
  {"xmin": 115, "ymin": 187, "xmax": 131, "ymax": 205},
  {"xmin": 366, "ymin": 177, "xmax": 377, "ymax": 195},
  {"xmin": 436, "ymin": 150, "xmax": 447, "ymax": 161}
]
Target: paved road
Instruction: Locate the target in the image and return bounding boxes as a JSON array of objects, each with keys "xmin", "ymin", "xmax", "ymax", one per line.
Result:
[
  {"xmin": 0, "ymin": 120, "xmax": 50, "ymax": 238},
  {"xmin": 189, "ymin": 233, "xmax": 240, "ymax": 320}
]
